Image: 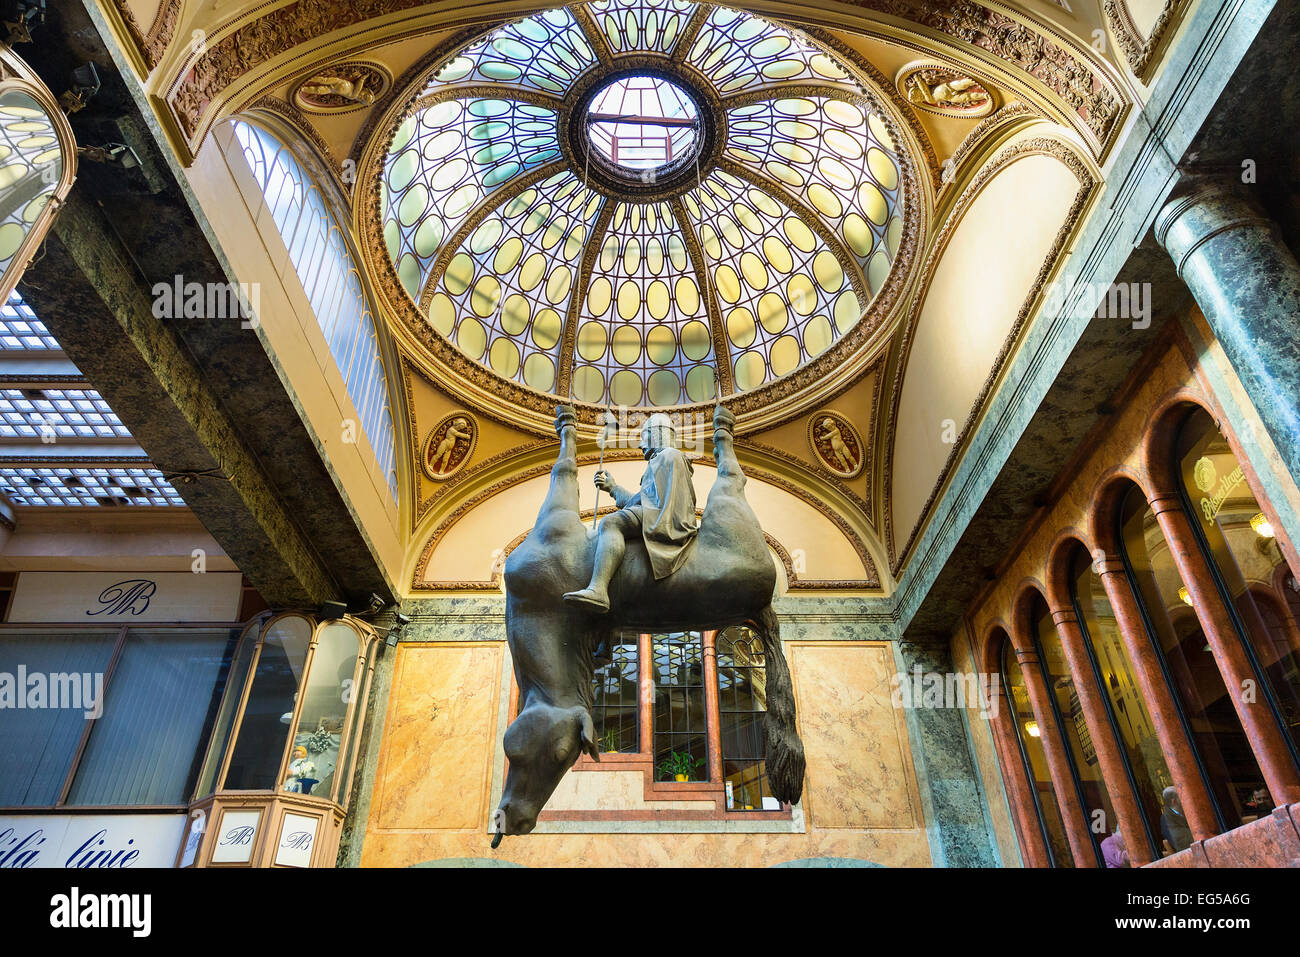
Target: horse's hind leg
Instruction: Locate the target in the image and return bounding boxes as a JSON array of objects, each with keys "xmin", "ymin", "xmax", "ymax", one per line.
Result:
[
  {"xmin": 711, "ymin": 404, "xmax": 744, "ymax": 487},
  {"xmin": 755, "ymin": 604, "xmax": 806, "ymax": 806}
]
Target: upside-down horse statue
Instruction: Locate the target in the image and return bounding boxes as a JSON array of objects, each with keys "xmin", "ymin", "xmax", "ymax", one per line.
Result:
[{"xmin": 492, "ymin": 402, "xmax": 805, "ymax": 844}]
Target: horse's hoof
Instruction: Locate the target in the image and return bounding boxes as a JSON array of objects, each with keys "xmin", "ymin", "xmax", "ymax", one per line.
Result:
[
  {"xmin": 554, "ymin": 405, "xmax": 577, "ymax": 435},
  {"xmin": 563, "ymin": 589, "xmax": 611, "ymax": 613},
  {"xmin": 713, "ymin": 405, "xmax": 735, "ymax": 433}
]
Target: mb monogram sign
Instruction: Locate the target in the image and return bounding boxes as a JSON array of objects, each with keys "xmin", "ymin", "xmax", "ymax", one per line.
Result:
[{"xmin": 6, "ymin": 571, "xmax": 242, "ymax": 623}]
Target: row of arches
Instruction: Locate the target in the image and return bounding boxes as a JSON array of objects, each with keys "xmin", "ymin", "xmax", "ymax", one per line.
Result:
[{"xmin": 981, "ymin": 391, "xmax": 1300, "ymax": 867}]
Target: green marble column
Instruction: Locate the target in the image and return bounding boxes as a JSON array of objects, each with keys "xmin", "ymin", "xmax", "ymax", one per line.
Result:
[{"xmin": 1155, "ymin": 181, "xmax": 1300, "ymax": 480}]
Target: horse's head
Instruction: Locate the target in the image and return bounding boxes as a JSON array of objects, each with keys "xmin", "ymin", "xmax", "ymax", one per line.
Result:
[{"xmin": 493, "ymin": 701, "xmax": 598, "ymax": 841}]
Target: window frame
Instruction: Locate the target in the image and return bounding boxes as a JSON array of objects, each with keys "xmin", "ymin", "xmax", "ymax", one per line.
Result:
[
  {"xmin": 1026, "ymin": 593, "xmax": 1105, "ymax": 867},
  {"xmin": 1114, "ymin": 486, "xmax": 1229, "ymax": 832},
  {"xmin": 0, "ymin": 619, "xmax": 246, "ymax": 813},
  {"xmin": 1169, "ymin": 407, "xmax": 1300, "ymax": 773},
  {"xmin": 508, "ymin": 626, "xmax": 794, "ymax": 821},
  {"xmin": 999, "ymin": 633, "xmax": 1071, "ymax": 867}
]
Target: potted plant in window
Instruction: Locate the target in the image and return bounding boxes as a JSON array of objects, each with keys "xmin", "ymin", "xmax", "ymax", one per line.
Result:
[
  {"xmin": 657, "ymin": 750, "xmax": 704, "ymax": 782},
  {"xmin": 599, "ymin": 728, "xmax": 620, "ymax": 754}
]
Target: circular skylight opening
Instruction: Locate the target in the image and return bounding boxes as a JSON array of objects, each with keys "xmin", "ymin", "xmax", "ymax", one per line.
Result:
[{"xmin": 584, "ymin": 75, "xmax": 700, "ymax": 174}]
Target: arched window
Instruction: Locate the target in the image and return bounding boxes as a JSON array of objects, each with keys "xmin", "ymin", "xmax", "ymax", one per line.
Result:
[
  {"xmin": 1118, "ymin": 483, "xmax": 1267, "ymax": 834},
  {"xmin": 231, "ymin": 121, "xmax": 398, "ymax": 502},
  {"xmin": 1174, "ymin": 406, "xmax": 1300, "ymax": 780},
  {"xmin": 1027, "ymin": 591, "xmax": 1110, "ymax": 865},
  {"xmin": 1068, "ymin": 543, "xmax": 1168, "ymax": 856},
  {"xmin": 999, "ymin": 632, "xmax": 1074, "ymax": 866},
  {"xmin": 0, "ymin": 51, "xmax": 77, "ymax": 304}
]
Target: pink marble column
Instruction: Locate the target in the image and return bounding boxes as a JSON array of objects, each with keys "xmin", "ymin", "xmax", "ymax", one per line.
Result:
[
  {"xmin": 1095, "ymin": 557, "xmax": 1219, "ymax": 840},
  {"xmin": 1046, "ymin": 601, "xmax": 1154, "ymax": 865},
  {"xmin": 1011, "ymin": 642, "xmax": 1097, "ymax": 866}
]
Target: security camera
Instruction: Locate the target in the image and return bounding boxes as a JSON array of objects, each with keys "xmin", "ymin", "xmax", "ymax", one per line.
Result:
[
  {"xmin": 59, "ymin": 62, "xmax": 100, "ymax": 114},
  {"xmin": 1, "ymin": 0, "xmax": 44, "ymax": 43}
]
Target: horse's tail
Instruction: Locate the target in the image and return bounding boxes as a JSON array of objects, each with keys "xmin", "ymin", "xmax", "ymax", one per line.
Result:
[{"xmin": 754, "ymin": 605, "xmax": 805, "ymax": 806}]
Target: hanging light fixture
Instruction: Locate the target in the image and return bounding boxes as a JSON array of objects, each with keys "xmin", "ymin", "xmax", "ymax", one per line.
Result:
[
  {"xmin": 1025, "ymin": 720, "xmax": 1040, "ymax": 738},
  {"xmin": 1178, "ymin": 586, "xmax": 1193, "ymax": 607},
  {"xmin": 1250, "ymin": 512, "xmax": 1275, "ymax": 539}
]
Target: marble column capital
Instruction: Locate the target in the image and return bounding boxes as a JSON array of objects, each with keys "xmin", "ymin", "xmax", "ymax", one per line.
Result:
[{"xmin": 1154, "ymin": 180, "xmax": 1277, "ymax": 279}]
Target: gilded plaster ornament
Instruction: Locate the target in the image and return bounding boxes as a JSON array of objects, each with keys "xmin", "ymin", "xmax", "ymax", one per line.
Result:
[
  {"xmin": 422, "ymin": 411, "xmax": 476, "ymax": 480},
  {"xmin": 809, "ymin": 411, "xmax": 864, "ymax": 479},
  {"xmin": 294, "ymin": 64, "xmax": 389, "ymax": 112},
  {"xmin": 900, "ymin": 66, "xmax": 995, "ymax": 117}
]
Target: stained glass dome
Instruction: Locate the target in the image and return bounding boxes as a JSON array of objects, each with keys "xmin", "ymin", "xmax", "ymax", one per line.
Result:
[{"xmin": 378, "ymin": 1, "xmax": 908, "ymax": 408}]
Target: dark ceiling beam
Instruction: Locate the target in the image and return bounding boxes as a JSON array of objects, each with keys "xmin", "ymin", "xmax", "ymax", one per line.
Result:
[{"xmin": 20, "ymin": 191, "xmax": 339, "ymax": 607}]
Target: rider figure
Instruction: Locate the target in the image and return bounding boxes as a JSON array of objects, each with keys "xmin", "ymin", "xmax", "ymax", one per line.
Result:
[{"xmin": 563, "ymin": 413, "xmax": 699, "ymax": 613}]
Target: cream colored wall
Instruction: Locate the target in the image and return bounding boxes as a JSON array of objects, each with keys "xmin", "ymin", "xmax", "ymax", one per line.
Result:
[
  {"xmin": 1125, "ymin": 0, "xmax": 1170, "ymax": 38},
  {"xmin": 186, "ymin": 121, "xmax": 405, "ymax": 583},
  {"xmin": 0, "ymin": 510, "xmax": 238, "ymax": 572},
  {"xmin": 123, "ymin": 0, "xmax": 162, "ymax": 32},
  {"xmin": 360, "ymin": 639, "xmax": 932, "ymax": 867},
  {"xmin": 416, "ymin": 459, "xmax": 874, "ymax": 587},
  {"xmin": 892, "ymin": 149, "xmax": 1083, "ymax": 557}
]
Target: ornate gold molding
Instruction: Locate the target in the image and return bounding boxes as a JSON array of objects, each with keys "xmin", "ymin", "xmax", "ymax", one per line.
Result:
[
  {"xmin": 111, "ymin": 0, "xmax": 180, "ymax": 70},
  {"xmin": 410, "ymin": 444, "xmax": 882, "ymax": 590},
  {"xmin": 881, "ymin": 135, "xmax": 1096, "ymax": 575},
  {"xmin": 1103, "ymin": 0, "xmax": 1187, "ymax": 80}
]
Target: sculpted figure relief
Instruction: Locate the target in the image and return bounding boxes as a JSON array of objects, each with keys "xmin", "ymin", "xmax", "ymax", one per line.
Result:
[{"xmin": 493, "ymin": 403, "xmax": 806, "ymax": 844}]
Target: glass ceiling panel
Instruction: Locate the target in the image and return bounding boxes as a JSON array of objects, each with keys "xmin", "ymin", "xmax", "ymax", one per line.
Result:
[
  {"xmin": 429, "ymin": 170, "xmax": 603, "ymax": 396},
  {"xmin": 383, "ymin": 3, "xmax": 907, "ymax": 407},
  {"xmin": 571, "ymin": 199, "xmax": 717, "ymax": 406},
  {"xmin": 725, "ymin": 96, "xmax": 905, "ymax": 294},
  {"xmin": 685, "ymin": 6, "xmax": 849, "ymax": 94},
  {"xmin": 0, "ymin": 388, "xmax": 131, "ymax": 439},
  {"xmin": 383, "ymin": 99, "xmax": 560, "ymax": 301},
  {"xmin": 421, "ymin": 8, "xmax": 596, "ymax": 96},
  {"xmin": 0, "ymin": 466, "xmax": 185, "ymax": 507},
  {"xmin": 0, "ymin": 291, "xmax": 184, "ymax": 506},
  {"xmin": 590, "ymin": 0, "xmax": 697, "ymax": 54},
  {"xmin": 0, "ymin": 289, "xmax": 59, "ymax": 351},
  {"xmin": 681, "ymin": 171, "xmax": 851, "ymax": 393}
]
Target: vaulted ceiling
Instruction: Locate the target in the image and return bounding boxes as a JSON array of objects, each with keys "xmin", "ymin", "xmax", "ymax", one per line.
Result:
[{"xmin": 98, "ymin": 0, "xmax": 1191, "ymax": 593}]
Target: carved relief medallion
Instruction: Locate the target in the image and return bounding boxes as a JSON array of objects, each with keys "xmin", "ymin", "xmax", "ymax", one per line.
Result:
[
  {"xmin": 422, "ymin": 411, "xmax": 477, "ymax": 481},
  {"xmin": 898, "ymin": 65, "xmax": 996, "ymax": 118},
  {"xmin": 808, "ymin": 411, "xmax": 864, "ymax": 479},
  {"xmin": 293, "ymin": 63, "xmax": 390, "ymax": 113}
]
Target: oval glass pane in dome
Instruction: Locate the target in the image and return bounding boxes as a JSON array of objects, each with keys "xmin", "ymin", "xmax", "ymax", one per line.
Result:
[
  {"xmin": 379, "ymin": 1, "xmax": 908, "ymax": 408},
  {"xmin": 585, "ymin": 75, "xmax": 700, "ymax": 173}
]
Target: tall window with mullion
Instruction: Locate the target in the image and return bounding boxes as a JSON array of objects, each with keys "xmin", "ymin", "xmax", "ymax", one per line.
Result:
[
  {"xmin": 652, "ymin": 631, "xmax": 707, "ymax": 782},
  {"xmin": 231, "ymin": 120, "xmax": 399, "ymax": 502},
  {"xmin": 590, "ymin": 631, "xmax": 639, "ymax": 754},
  {"xmin": 717, "ymin": 625, "xmax": 772, "ymax": 810}
]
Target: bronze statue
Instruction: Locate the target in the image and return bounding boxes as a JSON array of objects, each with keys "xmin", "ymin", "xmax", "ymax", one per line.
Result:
[{"xmin": 492, "ymin": 403, "xmax": 805, "ymax": 845}]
